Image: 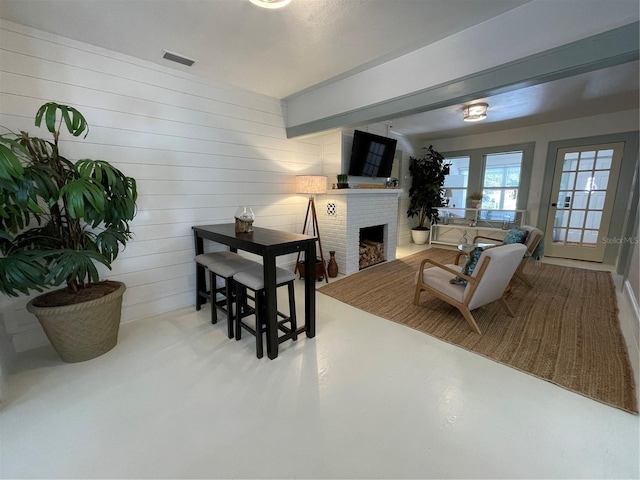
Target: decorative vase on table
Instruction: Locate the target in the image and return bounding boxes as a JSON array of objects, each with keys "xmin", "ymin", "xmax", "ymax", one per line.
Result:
[
  {"xmin": 327, "ymin": 251, "xmax": 339, "ymax": 277},
  {"xmin": 234, "ymin": 206, "xmax": 255, "ymax": 232}
]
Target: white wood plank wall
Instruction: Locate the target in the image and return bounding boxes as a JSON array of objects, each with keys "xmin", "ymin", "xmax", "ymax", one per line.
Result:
[{"xmin": 0, "ymin": 20, "xmax": 322, "ymax": 352}]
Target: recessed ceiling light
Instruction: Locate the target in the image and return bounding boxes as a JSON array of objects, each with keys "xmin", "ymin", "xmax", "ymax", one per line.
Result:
[{"xmin": 249, "ymin": 0, "xmax": 292, "ymax": 9}]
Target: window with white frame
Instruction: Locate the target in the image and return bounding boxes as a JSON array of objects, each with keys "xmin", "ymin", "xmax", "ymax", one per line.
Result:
[
  {"xmin": 441, "ymin": 143, "xmax": 533, "ymax": 212},
  {"xmin": 482, "ymin": 151, "xmax": 523, "ymax": 210}
]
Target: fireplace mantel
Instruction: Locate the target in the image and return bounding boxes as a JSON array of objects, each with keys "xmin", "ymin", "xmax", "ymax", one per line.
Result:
[{"xmin": 327, "ymin": 188, "xmax": 402, "ymax": 195}]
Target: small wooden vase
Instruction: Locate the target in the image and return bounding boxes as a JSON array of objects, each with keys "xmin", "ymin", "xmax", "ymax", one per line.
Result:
[{"xmin": 327, "ymin": 251, "xmax": 338, "ymax": 278}]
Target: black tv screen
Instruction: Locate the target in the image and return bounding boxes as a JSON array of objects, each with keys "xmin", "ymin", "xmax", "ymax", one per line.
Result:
[{"xmin": 348, "ymin": 130, "xmax": 397, "ymax": 178}]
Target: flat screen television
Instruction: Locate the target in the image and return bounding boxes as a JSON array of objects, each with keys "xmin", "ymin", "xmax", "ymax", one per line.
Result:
[{"xmin": 348, "ymin": 130, "xmax": 397, "ymax": 178}]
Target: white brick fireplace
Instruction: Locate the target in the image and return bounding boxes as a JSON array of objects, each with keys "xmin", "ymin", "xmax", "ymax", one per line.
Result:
[{"xmin": 316, "ymin": 189, "xmax": 402, "ymax": 276}]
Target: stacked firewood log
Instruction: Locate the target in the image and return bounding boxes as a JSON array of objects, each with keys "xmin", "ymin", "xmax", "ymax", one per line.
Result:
[{"xmin": 359, "ymin": 239, "xmax": 384, "ymax": 269}]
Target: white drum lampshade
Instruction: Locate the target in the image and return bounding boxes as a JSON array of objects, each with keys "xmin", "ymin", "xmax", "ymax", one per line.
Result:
[{"xmin": 296, "ymin": 175, "xmax": 327, "ymax": 195}]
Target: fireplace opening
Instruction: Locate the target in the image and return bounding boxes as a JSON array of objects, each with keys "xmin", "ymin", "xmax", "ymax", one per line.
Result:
[{"xmin": 359, "ymin": 225, "xmax": 385, "ymax": 270}]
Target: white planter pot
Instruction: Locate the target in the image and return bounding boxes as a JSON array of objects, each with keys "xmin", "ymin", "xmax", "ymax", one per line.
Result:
[{"xmin": 411, "ymin": 229, "xmax": 430, "ymax": 245}]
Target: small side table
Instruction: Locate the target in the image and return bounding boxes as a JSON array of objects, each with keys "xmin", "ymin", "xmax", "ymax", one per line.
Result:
[{"xmin": 455, "ymin": 242, "xmax": 495, "ymax": 264}]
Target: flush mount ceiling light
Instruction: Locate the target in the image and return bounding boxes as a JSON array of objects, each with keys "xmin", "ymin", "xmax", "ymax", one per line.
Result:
[
  {"xmin": 463, "ymin": 103, "xmax": 489, "ymax": 122},
  {"xmin": 249, "ymin": 0, "xmax": 291, "ymax": 8}
]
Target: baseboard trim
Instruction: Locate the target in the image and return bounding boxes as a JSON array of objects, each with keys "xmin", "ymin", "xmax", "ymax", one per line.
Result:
[{"xmin": 624, "ymin": 279, "xmax": 640, "ymax": 325}]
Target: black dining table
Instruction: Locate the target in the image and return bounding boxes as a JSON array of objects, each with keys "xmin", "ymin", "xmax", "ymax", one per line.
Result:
[{"xmin": 192, "ymin": 223, "xmax": 317, "ymax": 359}]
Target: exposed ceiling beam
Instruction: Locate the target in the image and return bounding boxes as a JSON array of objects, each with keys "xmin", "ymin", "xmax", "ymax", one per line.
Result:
[{"xmin": 286, "ymin": 22, "xmax": 639, "ymax": 138}]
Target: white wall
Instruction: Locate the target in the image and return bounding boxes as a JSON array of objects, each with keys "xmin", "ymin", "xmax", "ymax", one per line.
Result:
[
  {"xmin": 0, "ymin": 20, "xmax": 321, "ymax": 352},
  {"xmin": 625, "ymin": 210, "xmax": 640, "ymax": 348}
]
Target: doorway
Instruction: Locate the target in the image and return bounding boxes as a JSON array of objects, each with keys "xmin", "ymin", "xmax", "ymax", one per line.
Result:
[{"xmin": 544, "ymin": 142, "xmax": 624, "ymax": 262}]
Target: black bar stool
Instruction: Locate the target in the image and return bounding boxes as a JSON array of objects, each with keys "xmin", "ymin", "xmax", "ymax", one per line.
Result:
[
  {"xmin": 195, "ymin": 251, "xmax": 259, "ymax": 338},
  {"xmin": 233, "ymin": 265, "xmax": 298, "ymax": 358}
]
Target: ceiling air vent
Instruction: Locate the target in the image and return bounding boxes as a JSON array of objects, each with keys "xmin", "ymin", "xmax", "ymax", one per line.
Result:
[{"xmin": 162, "ymin": 50, "xmax": 196, "ymax": 67}]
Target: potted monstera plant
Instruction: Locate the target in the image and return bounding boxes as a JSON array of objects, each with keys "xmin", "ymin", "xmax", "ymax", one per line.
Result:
[
  {"xmin": 0, "ymin": 102, "xmax": 137, "ymax": 362},
  {"xmin": 407, "ymin": 145, "xmax": 450, "ymax": 244}
]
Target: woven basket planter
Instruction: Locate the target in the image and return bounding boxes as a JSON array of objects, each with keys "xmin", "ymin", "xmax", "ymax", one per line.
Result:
[{"xmin": 27, "ymin": 281, "xmax": 126, "ymax": 363}]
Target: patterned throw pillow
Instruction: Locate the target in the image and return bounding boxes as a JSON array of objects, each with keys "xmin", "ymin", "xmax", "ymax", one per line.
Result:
[
  {"xmin": 450, "ymin": 246, "xmax": 485, "ymax": 285},
  {"xmin": 503, "ymin": 228, "xmax": 528, "ymax": 244}
]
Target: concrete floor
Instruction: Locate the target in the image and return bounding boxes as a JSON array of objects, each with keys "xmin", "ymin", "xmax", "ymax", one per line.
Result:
[{"xmin": 1, "ymin": 245, "xmax": 638, "ymax": 479}]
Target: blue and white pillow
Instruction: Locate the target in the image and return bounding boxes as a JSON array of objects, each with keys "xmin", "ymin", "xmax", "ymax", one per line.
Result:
[
  {"xmin": 450, "ymin": 246, "xmax": 485, "ymax": 285},
  {"xmin": 503, "ymin": 228, "xmax": 528, "ymax": 244}
]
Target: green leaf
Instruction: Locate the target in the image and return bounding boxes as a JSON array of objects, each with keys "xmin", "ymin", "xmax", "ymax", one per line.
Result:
[
  {"xmin": 43, "ymin": 249, "xmax": 110, "ymax": 287},
  {"xmin": 96, "ymin": 228, "xmax": 131, "ymax": 263},
  {"xmin": 45, "ymin": 103, "xmax": 58, "ymax": 134},
  {"xmin": 60, "ymin": 178, "xmax": 105, "ymax": 218},
  {"xmin": 34, "ymin": 102, "xmax": 89, "ymax": 137},
  {"xmin": 0, "ymin": 252, "xmax": 49, "ymax": 297},
  {"xmin": 60, "ymin": 105, "xmax": 74, "ymax": 135}
]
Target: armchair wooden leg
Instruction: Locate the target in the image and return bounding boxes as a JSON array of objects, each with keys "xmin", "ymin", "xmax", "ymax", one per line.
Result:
[
  {"xmin": 459, "ymin": 307, "xmax": 482, "ymax": 334},
  {"xmin": 413, "ymin": 285, "xmax": 423, "ymax": 305},
  {"xmin": 498, "ymin": 297, "xmax": 516, "ymax": 317},
  {"xmin": 514, "ymin": 269, "xmax": 533, "ymax": 288}
]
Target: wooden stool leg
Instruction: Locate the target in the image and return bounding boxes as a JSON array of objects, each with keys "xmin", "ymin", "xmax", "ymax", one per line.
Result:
[
  {"xmin": 235, "ymin": 282, "xmax": 244, "ymax": 341},
  {"xmin": 196, "ymin": 263, "xmax": 206, "ymax": 310},
  {"xmin": 288, "ymin": 281, "xmax": 297, "ymax": 341},
  {"xmin": 255, "ymin": 291, "xmax": 264, "ymax": 359},
  {"xmin": 209, "ymin": 270, "xmax": 218, "ymax": 325},
  {"xmin": 224, "ymin": 275, "xmax": 234, "ymax": 338}
]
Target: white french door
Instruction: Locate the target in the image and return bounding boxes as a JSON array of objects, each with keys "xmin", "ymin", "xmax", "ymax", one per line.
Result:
[{"xmin": 544, "ymin": 142, "xmax": 623, "ymax": 262}]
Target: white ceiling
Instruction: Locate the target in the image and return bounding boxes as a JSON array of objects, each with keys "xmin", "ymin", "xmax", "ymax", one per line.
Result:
[
  {"xmin": 0, "ymin": 0, "xmax": 529, "ymax": 98},
  {"xmin": 1, "ymin": 0, "xmax": 638, "ymax": 141}
]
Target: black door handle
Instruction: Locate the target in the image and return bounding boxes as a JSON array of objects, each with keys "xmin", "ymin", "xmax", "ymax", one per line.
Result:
[{"xmin": 551, "ymin": 203, "xmax": 557, "ymax": 207}]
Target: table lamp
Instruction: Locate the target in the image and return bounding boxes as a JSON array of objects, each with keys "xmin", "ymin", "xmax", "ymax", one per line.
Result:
[
  {"xmin": 444, "ymin": 188, "xmax": 453, "ymax": 206},
  {"xmin": 295, "ymin": 175, "xmax": 328, "ymax": 283}
]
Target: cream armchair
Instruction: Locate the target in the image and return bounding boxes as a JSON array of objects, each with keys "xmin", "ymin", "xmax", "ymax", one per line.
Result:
[{"xmin": 414, "ymin": 243, "xmax": 527, "ymax": 334}]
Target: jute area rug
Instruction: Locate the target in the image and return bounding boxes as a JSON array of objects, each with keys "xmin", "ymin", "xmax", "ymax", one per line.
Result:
[{"xmin": 319, "ymin": 248, "xmax": 638, "ymax": 414}]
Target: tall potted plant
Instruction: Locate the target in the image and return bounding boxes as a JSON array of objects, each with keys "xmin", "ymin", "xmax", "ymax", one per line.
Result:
[
  {"xmin": 0, "ymin": 102, "xmax": 137, "ymax": 362},
  {"xmin": 407, "ymin": 145, "xmax": 450, "ymax": 244}
]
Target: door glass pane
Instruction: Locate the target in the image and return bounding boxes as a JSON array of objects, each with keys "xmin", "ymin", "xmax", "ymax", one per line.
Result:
[
  {"xmin": 553, "ymin": 227, "xmax": 567, "ymax": 243},
  {"xmin": 578, "ymin": 151, "xmax": 595, "ymax": 170},
  {"xmin": 567, "ymin": 229, "xmax": 582, "ymax": 243},
  {"xmin": 576, "ymin": 172, "xmax": 593, "ymax": 191},
  {"xmin": 560, "ymin": 172, "xmax": 576, "ymax": 190},
  {"xmin": 557, "ymin": 191, "xmax": 572, "ymax": 208},
  {"xmin": 593, "ymin": 171, "xmax": 609, "ymax": 189},
  {"xmin": 582, "ymin": 230, "xmax": 598, "ymax": 245},
  {"xmin": 572, "ymin": 191, "xmax": 588, "ymax": 209},
  {"xmin": 588, "ymin": 191, "xmax": 606, "ymax": 210},
  {"xmin": 595, "ymin": 150, "xmax": 613, "ymax": 169},
  {"xmin": 585, "ymin": 211, "xmax": 602, "ymax": 229},
  {"xmin": 569, "ymin": 210, "xmax": 585, "ymax": 228},
  {"xmin": 563, "ymin": 153, "xmax": 579, "ymax": 171},
  {"xmin": 555, "ymin": 210, "xmax": 569, "ymax": 228}
]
